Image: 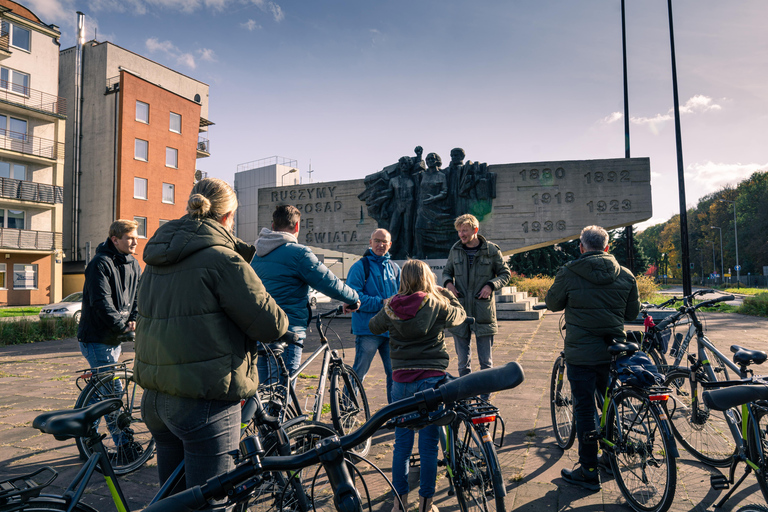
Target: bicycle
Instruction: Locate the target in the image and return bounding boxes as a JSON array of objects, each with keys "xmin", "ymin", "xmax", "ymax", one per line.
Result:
[
  {"xmin": 588, "ymin": 341, "xmax": 679, "ymax": 512},
  {"xmin": 244, "ymin": 306, "xmax": 372, "ymax": 456},
  {"xmin": 1, "ymin": 362, "xmax": 526, "ymax": 512},
  {"xmin": 550, "ymin": 314, "xmax": 575, "ymax": 450},
  {"xmin": 642, "ymin": 292, "xmax": 742, "ymax": 467},
  {"xmin": 700, "ymin": 349, "xmax": 768, "ymax": 508},
  {"xmin": 73, "ymin": 332, "xmax": 155, "ymax": 475}
]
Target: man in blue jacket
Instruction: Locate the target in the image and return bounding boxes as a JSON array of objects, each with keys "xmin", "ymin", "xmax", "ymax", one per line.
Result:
[
  {"xmin": 346, "ymin": 228, "xmax": 400, "ymax": 404},
  {"xmin": 251, "ymin": 205, "xmax": 360, "ymax": 382}
]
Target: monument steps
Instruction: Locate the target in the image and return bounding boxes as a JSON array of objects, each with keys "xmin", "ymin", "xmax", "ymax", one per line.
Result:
[{"xmin": 494, "ymin": 287, "xmax": 544, "ymax": 320}]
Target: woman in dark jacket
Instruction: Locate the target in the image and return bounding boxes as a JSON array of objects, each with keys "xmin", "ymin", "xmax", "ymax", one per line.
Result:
[
  {"xmin": 135, "ymin": 178, "xmax": 288, "ymax": 489},
  {"xmin": 370, "ymin": 259, "xmax": 465, "ymax": 512}
]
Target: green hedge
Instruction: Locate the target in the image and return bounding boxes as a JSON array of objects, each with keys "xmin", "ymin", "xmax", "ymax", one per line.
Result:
[
  {"xmin": 738, "ymin": 293, "xmax": 768, "ymax": 318},
  {"xmin": 0, "ymin": 318, "xmax": 78, "ymax": 346}
]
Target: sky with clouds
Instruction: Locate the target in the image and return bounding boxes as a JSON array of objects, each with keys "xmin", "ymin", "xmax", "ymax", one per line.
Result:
[{"xmin": 27, "ymin": 0, "xmax": 768, "ymax": 231}]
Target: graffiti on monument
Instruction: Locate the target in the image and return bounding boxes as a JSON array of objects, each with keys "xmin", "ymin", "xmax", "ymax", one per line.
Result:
[{"xmin": 358, "ymin": 146, "xmax": 497, "ymax": 259}]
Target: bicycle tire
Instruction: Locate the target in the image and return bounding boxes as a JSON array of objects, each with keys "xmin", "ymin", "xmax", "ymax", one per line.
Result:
[
  {"xmin": 451, "ymin": 420, "xmax": 505, "ymax": 512},
  {"xmin": 234, "ymin": 422, "xmax": 337, "ymax": 512},
  {"xmin": 747, "ymin": 404, "xmax": 768, "ymax": 503},
  {"xmin": 645, "ymin": 345, "xmax": 669, "ymax": 376},
  {"xmin": 735, "ymin": 506, "xmax": 768, "ymax": 512},
  {"xmin": 606, "ymin": 388, "xmax": 676, "ymax": 512},
  {"xmin": 74, "ymin": 369, "xmax": 154, "ymax": 475},
  {"xmin": 329, "ymin": 364, "xmax": 371, "ymax": 457},
  {"xmin": 662, "ymin": 368, "xmax": 735, "ymax": 467},
  {"xmin": 7, "ymin": 496, "xmax": 98, "ymax": 512},
  {"xmin": 549, "ymin": 354, "xmax": 576, "ymax": 450}
]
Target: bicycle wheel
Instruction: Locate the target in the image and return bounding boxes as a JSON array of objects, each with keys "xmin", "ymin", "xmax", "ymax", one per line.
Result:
[
  {"xmin": 234, "ymin": 422, "xmax": 337, "ymax": 512},
  {"xmin": 330, "ymin": 364, "xmax": 371, "ymax": 457},
  {"xmin": 240, "ymin": 384, "xmax": 301, "ymax": 440},
  {"xmin": 74, "ymin": 369, "xmax": 154, "ymax": 475},
  {"xmin": 663, "ymin": 368, "xmax": 735, "ymax": 466},
  {"xmin": 747, "ymin": 405, "xmax": 768, "ymax": 503},
  {"xmin": 451, "ymin": 420, "xmax": 506, "ymax": 512},
  {"xmin": 550, "ymin": 354, "xmax": 576, "ymax": 449},
  {"xmin": 11, "ymin": 497, "xmax": 98, "ymax": 512},
  {"xmin": 606, "ymin": 388, "xmax": 676, "ymax": 512}
]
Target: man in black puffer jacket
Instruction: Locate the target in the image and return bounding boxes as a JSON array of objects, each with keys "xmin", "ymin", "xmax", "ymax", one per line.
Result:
[{"xmin": 546, "ymin": 225, "xmax": 640, "ymax": 491}]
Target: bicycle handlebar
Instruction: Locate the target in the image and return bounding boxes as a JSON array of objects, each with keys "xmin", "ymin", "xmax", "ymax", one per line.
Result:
[
  {"xmin": 142, "ymin": 362, "xmax": 525, "ymax": 512},
  {"xmin": 702, "ymin": 382, "xmax": 768, "ymax": 411},
  {"xmin": 651, "ymin": 294, "xmax": 734, "ymax": 332}
]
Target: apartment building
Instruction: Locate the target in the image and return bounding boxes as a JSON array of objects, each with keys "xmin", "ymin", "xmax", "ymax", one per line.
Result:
[
  {"xmin": 0, "ymin": 0, "xmax": 66, "ymax": 306},
  {"xmin": 59, "ymin": 39, "xmax": 211, "ymax": 294}
]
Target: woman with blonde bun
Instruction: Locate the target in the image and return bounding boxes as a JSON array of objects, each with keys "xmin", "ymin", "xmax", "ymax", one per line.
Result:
[
  {"xmin": 135, "ymin": 178, "xmax": 288, "ymax": 489},
  {"xmin": 369, "ymin": 259, "xmax": 466, "ymax": 512}
]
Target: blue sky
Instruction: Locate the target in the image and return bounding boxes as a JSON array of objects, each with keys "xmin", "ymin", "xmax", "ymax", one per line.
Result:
[{"xmin": 30, "ymin": 0, "xmax": 768, "ymax": 230}]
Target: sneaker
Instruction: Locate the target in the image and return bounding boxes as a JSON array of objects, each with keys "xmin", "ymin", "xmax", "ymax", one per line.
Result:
[
  {"xmin": 561, "ymin": 465, "xmax": 601, "ymax": 491},
  {"xmin": 110, "ymin": 441, "xmax": 144, "ymax": 465},
  {"xmin": 598, "ymin": 453, "xmax": 614, "ymax": 476}
]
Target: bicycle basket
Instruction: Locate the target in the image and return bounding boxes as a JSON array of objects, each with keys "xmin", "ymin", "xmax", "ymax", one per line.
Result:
[{"xmin": 615, "ymin": 351, "xmax": 665, "ymax": 388}]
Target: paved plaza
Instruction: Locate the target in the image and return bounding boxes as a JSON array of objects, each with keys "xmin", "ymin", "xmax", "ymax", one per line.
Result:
[{"xmin": 1, "ymin": 309, "xmax": 767, "ymax": 511}]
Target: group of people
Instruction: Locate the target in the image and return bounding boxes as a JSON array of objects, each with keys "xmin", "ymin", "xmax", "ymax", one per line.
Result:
[{"xmin": 76, "ymin": 177, "xmax": 640, "ymax": 509}]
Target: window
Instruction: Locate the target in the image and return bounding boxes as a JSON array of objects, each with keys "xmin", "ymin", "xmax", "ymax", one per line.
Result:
[
  {"xmin": 0, "ymin": 115, "xmax": 28, "ymax": 141},
  {"xmin": 135, "ymin": 139, "xmax": 148, "ymax": 161},
  {"xmin": 0, "ymin": 161, "xmax": 26, "ymax": 180},
  {"xmin": 166, "ymin": 147, "xmax": 178, "ymax": 168},
  {"xmin": 136, "ymin": 101, "xmax": 149, "ymax": 123},
  {"xmin": 0, "ymin": 263, "xmax": 5, "ymax": 289},
  {"xmin": 134, "ymin": 177, "xmax": 147, "ymax": 199},
  {"xmin": 13, "ymin": 264, "xmax": 36, "ymax": 290},
  {"xmin": 162, "ymin": 183, "xmax": 174, "ymax": 204},
  {"xmin": 1, "ymin": 22, "xmax": 30, "ymax": 52},
  {"xmin": 170, "ymin": 112, "xmax": 181, "ymax": 133},
  {"xmin": 0, "ymin": 67, "xmax": 30, "ymax": 96},
  {"xmin": 0, "ymin": 209, "xmax": 25, "ymax": 229},
  {"xmin": 134, "ymin": 216, "xmax": 147, "ymax": 238}
]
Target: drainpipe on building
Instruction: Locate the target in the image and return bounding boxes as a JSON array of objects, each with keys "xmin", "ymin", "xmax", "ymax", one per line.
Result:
[{"xmin": 72, "ymin": 12, "xmax": 85, "ymax": 261}]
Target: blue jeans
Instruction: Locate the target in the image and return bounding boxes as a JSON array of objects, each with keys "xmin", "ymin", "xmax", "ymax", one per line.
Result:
[
  {"xmin": 452, "ymin": 334, "xmax": 493, "ymax": 377},
  {"xmin": 352, "ymin": 335, "xmax": 393, "ymax": 404},
  {"xmin": 391, "ymin": 376, "xmax": 443, "ymax": 498},
  {"xmin": 257, "ymin": 329, "xmax": 306, "ymax": 386},
  {"xmin": 567, "ymin": 363, "xmax": 610, "ymax": 469},
  {"xmin": 79, "ymin": 342, "xmax": 125, "ymax": 445},
  {"xmin": 141, "ymin": 389, "xmax": 240, "ymax": 489}
]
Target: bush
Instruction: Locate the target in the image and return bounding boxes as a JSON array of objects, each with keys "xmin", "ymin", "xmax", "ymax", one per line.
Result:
[
  {"xmin": 738, "ymin": 292, "xmax": 768, "ymax": 318},
  {"xmin": 513, "ymin": 274, "xmax": 555, "ymax": 299},
  {"xmin": 636, "ymin": 275, "xmax": 660, "ymax": 302},
  {"xmin": 0, "ymin": 317, "xmax": 78, "ymax": 346}
]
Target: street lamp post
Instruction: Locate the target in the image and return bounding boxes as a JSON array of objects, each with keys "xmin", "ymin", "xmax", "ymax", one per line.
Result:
[
  {"xmin": 281, "ymin": 168, "xmax": 298, "ymax": 186},
  {"xmin": 710, "ymin": 242, "xmax": 716, "ymax": 283},
  {"xmin": 710, "ymin": 226, "xmax": 724, "ymax": 280},
  {"xmin": 720, "ymin": 199, "xmax": 740, "ymax": 286}
]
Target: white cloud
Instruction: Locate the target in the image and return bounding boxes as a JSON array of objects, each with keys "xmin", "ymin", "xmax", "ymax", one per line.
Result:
[
  {"xmin": 146, "ymin": 37, "xmax": 176, "ymax": 54},
  {"xmin": 679, "ymin": 94, "xmax": 722, "ymax": 114},
  {"xmin": 242, "ymin": 19, "xmax": 261, "ymax": 31},
  {"xmin": 145, "ymin": 38, "xmax": 199, "ymax": 69},
  {"xmin": 251, "ymin": 0, "xmax": 284, "ymax": 21},
  {"xmin": 177, "ymin": 53, "xmax": 197, "ymax": 69},
  {"xmin": 601, "ymin": 111, "xmax": 623, "ymax": 124},
  {"xmin": 198, "ymin": 48, "xmax": 217, "ymax": 62},
  {"xmin": 684, "ymin": 161, "xmax": 767, "ymax": 195},
  {"xmin": 599, "ymin": 95, "xmax": 722, "ymax": 134}
]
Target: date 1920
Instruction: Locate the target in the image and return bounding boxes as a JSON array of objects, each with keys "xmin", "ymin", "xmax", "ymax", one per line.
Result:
[
  {"xmin": 587, "ymin": 199, "xmax": 631, "ymax": 213},
  {"xmin": 522, "ymin": 220, "xmax": 566, "ymax": 233}
]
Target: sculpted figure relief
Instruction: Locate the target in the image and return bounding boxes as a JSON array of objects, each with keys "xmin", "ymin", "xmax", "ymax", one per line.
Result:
[{"xmin": 358, "ymin": 145, "xmax": 496, "ymax": 259}]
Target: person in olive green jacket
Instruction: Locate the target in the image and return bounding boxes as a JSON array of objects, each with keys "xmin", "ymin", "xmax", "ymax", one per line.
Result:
[
  {"xmin": 370, "ymin": 259, "xmax": 465, "ymax": 512},
  {"xmin": 545, "ymin": 225, "xmax": 640, "ymax": 491},
  {"xmin": 442, "ymin": 214, "xmax": 511, "ymax": 380},
  {"xmin": 134, "ymin": 178, "xmax": 288, "ymax": 490}
]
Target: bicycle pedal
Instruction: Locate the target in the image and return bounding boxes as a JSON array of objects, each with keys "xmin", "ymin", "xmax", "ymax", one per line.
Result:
[
  {"xmin": 709, "ymin": 473, "xmax": 729, "ymax": 490},
  {"xmin": 584, "ymin": 430, "xmax": 599, "ymax": 443}
]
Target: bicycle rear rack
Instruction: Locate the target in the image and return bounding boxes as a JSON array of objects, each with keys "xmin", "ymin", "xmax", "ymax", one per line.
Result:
[
  {"xmin": 454, "ymin": 397, "xmax": 506, "ymax": 448},
  {"xmin": 0, "ymin": 467, "xmax": 57, "ymax": 505},
  {"xmin": 75, "ymin": 360, "xmax": 132, "ymax": 391}
]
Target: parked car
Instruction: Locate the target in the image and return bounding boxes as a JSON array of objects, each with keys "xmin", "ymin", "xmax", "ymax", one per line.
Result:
[
  {"xmin": 39, "ymin": 292, "xmax": 83, "ymax": 323},
  {"xmin": 308, "ymin": 288, "xmax": 331, "ymax": 307}
]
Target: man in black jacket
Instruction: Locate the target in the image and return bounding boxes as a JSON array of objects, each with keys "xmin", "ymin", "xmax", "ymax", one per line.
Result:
[
  {"xmin": 78, "ymin": 219, "xmax": 142, "ymax": 461},
  {"xmin": 546, "ymin": 225, "xmax": 640, "ymax": 491}
]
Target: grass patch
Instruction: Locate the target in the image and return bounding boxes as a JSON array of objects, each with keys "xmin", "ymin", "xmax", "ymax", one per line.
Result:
[
  {"xmin": 0, "ymin": 318, "xmax": 78, "ymax": 347},
  {"xmin": 0, "ymin": 307, "xmax": 42, "ymax": 318},
  {"xmin": 722, "ymin": 287, "xmax": 765, "ymax": 296},
  {"xmin": 298, "ymin": 373, "xmax": 317, "ymax": 379},
  {"xmin": 737, "ymin": 292, "xmax": 768, "ymax": 317},
  {"xmin": 321, "ymin": 403, "xmax": 331, "ymax": 415}
]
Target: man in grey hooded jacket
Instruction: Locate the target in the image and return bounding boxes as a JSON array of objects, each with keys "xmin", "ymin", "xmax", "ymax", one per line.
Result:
[
  {"xmin": 546, "ymin": 225, "xmax": 640, "ymax": 491},
  {"xmin": 251, "ymin": 205, "xmax": 359, "ymax": 382}
]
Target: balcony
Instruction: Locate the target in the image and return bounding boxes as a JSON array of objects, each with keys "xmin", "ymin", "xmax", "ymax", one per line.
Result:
[
  {"xmin": 0, "ymin": 130, "xmax": 64, "ymax": 160},
  {"xmin": 0, "ymin": 228, "xmax": 61, "ymax": 251},
  {"xmin": 0, "ymin": 177, "xmax": 63, "ymax": 204},
  {"xmin": 0, "ymin": 80, "xmax": 66, "ymax": 117},
  {"xmin": 196, "ymin": 136, "xmax": 210, "ymax": 158}
]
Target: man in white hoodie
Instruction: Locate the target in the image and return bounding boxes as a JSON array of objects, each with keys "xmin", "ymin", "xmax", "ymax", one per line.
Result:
[{"xmin": 251, "ymin": 205, "xmax": 360, "ymax": 382}]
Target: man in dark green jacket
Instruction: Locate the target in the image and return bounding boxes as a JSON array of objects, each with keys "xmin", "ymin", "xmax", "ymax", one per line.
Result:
[{"xmin": 545, "ymin": 225, "xmax": 640, "ymax": 491}]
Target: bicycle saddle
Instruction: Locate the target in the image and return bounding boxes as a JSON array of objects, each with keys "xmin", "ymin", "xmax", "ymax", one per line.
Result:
[
  {"xmin": 33, "ymin": 398, "xmax": 122, "ymax": 441},
  {"xmin": 256, "ymin": 332, "xmax": 302, "ymax": 357},
  {"xmin": 608, "ymin": 342, "xmax": 639, "ymax": 355},
  {"xmin": 730, "ymin": 345, "xmax": 767, "ymax": 366}
]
